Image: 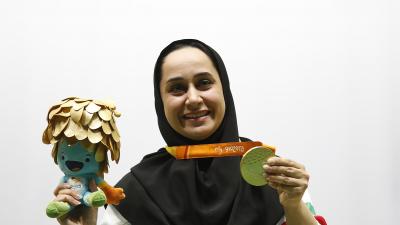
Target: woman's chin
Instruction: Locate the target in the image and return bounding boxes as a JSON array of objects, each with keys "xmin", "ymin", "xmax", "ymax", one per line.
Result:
[{"xmin": 181, "ymin": 125, "xmax": 215, "ymax": 141}]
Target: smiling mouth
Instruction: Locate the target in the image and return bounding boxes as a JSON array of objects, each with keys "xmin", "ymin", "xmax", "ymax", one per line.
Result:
[
  {"xmin": 66, "ymin": 161, "xmax": 83, "ymax": 172},
  {"xmin": 183, "ymin": 111, "xmax": 210, "ymax": 119}
]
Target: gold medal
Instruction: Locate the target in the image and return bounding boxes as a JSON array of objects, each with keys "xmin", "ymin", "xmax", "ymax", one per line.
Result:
[{"xmin": 240, "ymin": 146, "xmax": 275, "ymax": 186}]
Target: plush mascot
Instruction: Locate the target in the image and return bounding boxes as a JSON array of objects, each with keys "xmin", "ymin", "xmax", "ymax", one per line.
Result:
[{"xmin": 42, "ymin": 97, "xmax": 125, "ymax": 218}]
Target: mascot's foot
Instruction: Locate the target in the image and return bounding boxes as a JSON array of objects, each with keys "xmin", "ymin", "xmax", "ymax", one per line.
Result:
[
  {"xmin": 46, "ymin": 201, "xmax": 70, "ymax": 218},
  {"xmin": 87, "ymin": 191, "xmax": 106, "ymax": 207}
]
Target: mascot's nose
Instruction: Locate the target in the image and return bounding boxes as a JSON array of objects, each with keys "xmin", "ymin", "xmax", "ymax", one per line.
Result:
[{"xmin": 66, "ymin": 161, "xmax": 84, "ymax": 171}]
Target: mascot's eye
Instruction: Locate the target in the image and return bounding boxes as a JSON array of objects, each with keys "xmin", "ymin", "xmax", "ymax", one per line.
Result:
[
  {"xmin": 85, "ymin": 158, "xmax": 90, "ymax": 163},
  {"xmin": 61, "ymin": 156, "xmax": 65, "ymax": 160}
]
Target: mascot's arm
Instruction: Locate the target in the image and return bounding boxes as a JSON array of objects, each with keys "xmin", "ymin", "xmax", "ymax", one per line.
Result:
[{"xmin": 93, "ymin": 176, "xmax": 125, "ymax": 205}]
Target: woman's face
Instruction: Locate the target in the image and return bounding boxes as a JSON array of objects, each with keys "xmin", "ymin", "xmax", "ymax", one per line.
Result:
[{"xmin": 160, "ymin": 47, "xmax": 226, "ymax": 141}]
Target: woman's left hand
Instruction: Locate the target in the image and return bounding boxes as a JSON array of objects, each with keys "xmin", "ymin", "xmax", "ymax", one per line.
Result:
[{"xmin": 263, "ymin": 157, "xmax": 310, "ymax": 209}]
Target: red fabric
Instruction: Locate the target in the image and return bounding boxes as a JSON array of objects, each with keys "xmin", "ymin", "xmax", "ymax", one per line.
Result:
[
  {"xmin": 281, "ymin": 215, "xmax": 327, "ymax": 225},
  {"xmin": 315, "ymin": 215, "xmax": 327, "ymax": 225}
]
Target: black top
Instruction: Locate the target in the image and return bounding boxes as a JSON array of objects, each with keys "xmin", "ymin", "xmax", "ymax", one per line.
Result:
[{"xmin": 114, "ymin": 39, "xmax": 284, "ymax": 225}]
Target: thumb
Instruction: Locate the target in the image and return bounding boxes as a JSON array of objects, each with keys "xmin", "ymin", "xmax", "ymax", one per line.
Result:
[{"xmin": 89, "ymin": 179, "xmax": 98, "ymax": 192}]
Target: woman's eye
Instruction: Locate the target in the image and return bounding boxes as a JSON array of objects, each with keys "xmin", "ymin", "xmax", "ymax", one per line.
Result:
[
  {"xmin": 169, "ymin": 84, "xmax": 186, "ymax": 94},
  {"xmin": 197, "ymin": 79, "xmax": 213, "ymax": 88}
]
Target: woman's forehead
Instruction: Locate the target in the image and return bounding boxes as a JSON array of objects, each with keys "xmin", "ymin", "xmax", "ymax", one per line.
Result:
[
  {"xmin": 161, "ymin": 47, "xmax": 218, "ymax": 81},
  {"xmin": 163, "ymin": 48, "xmax": 214, "ymax": 70}
]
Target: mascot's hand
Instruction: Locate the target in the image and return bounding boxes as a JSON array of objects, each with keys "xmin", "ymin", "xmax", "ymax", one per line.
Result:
[
  {"xmin": 104, "ymin": 187, "xmax": 125, "ymax": 205},
  {"xmin": 98, "ymin": 182, "xmax": 125, "ymax": 205}
]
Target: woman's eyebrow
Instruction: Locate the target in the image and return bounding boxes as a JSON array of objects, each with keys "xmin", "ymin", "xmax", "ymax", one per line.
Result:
[
  {"xmin": 166, "ymin": 76, "xmax": 184, "ymax": 84},
  {"xmin": 194, "ymin": 72, "xmax": 212, "ymax": 77},
  {"xmin": 166, "ymin": 72, "xmax": 213, "ymax": 84}
]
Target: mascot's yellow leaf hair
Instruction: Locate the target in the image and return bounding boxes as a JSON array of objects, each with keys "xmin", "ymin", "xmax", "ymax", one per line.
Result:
[{"xmin": 42, "ymin": 97, "xmax": 121, "ymax": 174}]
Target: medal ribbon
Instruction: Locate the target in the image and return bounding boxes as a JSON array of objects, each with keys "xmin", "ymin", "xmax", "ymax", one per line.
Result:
[{"xmin": 165, "ymin": 141, "xmax": 275, "ymax": 159}]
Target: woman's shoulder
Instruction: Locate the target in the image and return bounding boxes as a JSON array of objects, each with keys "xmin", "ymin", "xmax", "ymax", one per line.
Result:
[
  {"xmin": 141, "ymin": 148, "xmax": 168, "ymax": 160},
  {"xmin": 134, "ymin": 148, "xmax": 174, "ymax": 169},
  {"xmin": 115, "ymin": 148, "xmax": 173, "ymax": 187},
  {"xmin": 239, "ymin": 136, "xmax": 253, "ymax": 142}
]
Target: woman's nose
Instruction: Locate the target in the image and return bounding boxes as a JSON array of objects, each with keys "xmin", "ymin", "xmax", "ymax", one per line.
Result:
[{"xmin": 185, "ymin": 86, "xmax": 203, "ymax": 109}]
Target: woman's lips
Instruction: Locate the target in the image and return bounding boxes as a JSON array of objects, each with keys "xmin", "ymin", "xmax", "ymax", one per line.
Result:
[{"xmin": 183, "ymin": 110, "xmax": 210, "ymax": 121}]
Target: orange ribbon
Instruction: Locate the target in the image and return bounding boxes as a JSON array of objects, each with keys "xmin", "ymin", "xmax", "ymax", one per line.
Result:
[{"xmin": 165, "ymin": 141, "xmax": 275, "ymax": 159}]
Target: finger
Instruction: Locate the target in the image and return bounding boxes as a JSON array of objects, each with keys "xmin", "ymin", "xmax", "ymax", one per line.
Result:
[
  {"xmin": 263, "ymin": 164, "xmax": 309, "ymax": 180},
  {"xmin": 89, "ymin": 179, "xmax": 98, "ymax": 192},
  {"xmin": 55, "ymin": 194, "xmax": 81, "ymax": 206},
  {"xmin": 266, "ymin": 174, "xmax": 308, "ymax": 189},
  {"xmin": 57, "ymin": 189, "xmax": 80, "ymax": 200},
  {"xmin": 266, "ymin": 157, "xmax": 305, "ymax": 170},
  {"xmin": 268, "ymin": 182, "xmax": 305, "ymax": 194},
  {"xmin": 53, "ymin": 183, "xmax": 71, "ymax": 196}
]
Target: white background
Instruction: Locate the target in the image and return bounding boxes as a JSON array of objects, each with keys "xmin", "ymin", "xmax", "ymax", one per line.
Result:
[{"xmin": 0, "ymin": 0, "xmax": 399, "ymax": 224}]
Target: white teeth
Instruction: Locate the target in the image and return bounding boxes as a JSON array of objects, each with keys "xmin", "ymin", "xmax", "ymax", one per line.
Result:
[{"xmin": 185, "ymin": 111, "xmax": 208, "ymax": 119}]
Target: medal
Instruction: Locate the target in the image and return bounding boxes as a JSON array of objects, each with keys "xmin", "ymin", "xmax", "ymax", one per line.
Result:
[
  {"xmin": 240, "ymin": 146, "xmax": 275, "ymax": 186},
  {"xmin": 165, "ymin": 141, "xmax": 276, "ymax": 187}
]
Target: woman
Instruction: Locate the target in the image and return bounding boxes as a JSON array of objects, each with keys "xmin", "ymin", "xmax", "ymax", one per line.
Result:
[{"xmin": 55, "ymin": 39, "xmax": 327, "ymax": 225}]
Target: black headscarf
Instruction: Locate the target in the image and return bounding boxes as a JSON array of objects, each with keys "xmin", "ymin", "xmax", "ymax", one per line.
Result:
[{"xmin": 115, "ymin": 39, "xmax": 283, "ymax": 225}]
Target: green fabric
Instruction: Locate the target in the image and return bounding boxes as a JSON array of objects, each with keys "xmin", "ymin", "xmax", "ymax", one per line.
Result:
[
  {"xmin": 46, "ymin": 201, "xmax": 70, "ymax": 218},
  {"xmin": 305, "ymin": 202, "xmax": 316, "ymax": 215},
  {"xmin": 86, "ymin": 190, "xmax": 106, "ymax": 207}
]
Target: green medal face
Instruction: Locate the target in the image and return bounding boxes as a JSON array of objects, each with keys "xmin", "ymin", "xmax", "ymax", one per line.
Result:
[{"xmin": 240, "ymin": 146, "xmax": 275, "ymax": 186}]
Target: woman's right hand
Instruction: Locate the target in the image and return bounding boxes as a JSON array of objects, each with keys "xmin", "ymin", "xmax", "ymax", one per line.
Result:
[{"xmin": 54, "ymin": 182, "xmax": 98, "ymax": 225}]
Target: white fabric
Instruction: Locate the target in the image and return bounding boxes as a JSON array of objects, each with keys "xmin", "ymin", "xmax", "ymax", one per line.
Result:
[{"xmin": 100, "ymin": 205, "xmax": 130, "ymax": 225}]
